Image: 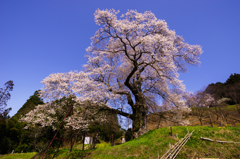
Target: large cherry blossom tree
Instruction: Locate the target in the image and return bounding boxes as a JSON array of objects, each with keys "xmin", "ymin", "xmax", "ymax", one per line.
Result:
[
  {"xmin": 22, "ymin": 9, "xmax": 202, "ymax": 138},
  {"xmin": 80, "ymin": 9, "xmax": 202, "ymax": 136}
]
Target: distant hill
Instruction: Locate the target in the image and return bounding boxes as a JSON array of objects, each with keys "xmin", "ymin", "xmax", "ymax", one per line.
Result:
[{"xmin": 205, "ymin": 73, "xmax": 240, "ymax": 105}]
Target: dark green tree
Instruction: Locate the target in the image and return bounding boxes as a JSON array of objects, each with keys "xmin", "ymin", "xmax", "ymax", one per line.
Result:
[
  {"xmin": 205, "ymin": 82, "xmax": 225, "ymax": 100},
  {"xmin": 0, "ymin": 81, "xmax": 14, "ymax": 154},
  {"xmin": 0, "ymin": 80, "xmax": 14, "ymax": 118},
  {"xmin": 225, "ymin": 73, "xmax": 240, "ymax": 85}
]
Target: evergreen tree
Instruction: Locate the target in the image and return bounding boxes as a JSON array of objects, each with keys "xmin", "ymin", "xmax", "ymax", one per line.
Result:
[
  {"xmin": 0, "ymin": 80, "xmax": 14, "ymax": 118},
  {"xmin": 225, "ymin": 73, "xmax": 240, "ymax": 85}
]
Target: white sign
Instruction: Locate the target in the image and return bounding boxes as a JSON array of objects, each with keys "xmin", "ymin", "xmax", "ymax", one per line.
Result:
[
  {"xmin": 84, "ymin": 137, "xmax": 93, "ymax": 144},
  {"xmin": 122, "ymin": 137, "xmax": 125, "ymax": 143}
]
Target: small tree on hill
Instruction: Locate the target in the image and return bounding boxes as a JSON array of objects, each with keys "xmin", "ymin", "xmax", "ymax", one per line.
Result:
[{"xmin": 185, "ymin": 90, "xmax": 215, "ymax": 126}]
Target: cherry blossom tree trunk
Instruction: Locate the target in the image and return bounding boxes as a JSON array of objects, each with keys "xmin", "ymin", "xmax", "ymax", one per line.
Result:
[{"xmin": 131, "ymin": 104, "xmax": 148, "ymax": 138}]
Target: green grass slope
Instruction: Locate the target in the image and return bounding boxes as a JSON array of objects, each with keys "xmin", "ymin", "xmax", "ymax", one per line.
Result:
[
  {"xmin": 0, "ymin": 152, "xmax": 37, "ymax": 159},
  {"xmin": 88, "ymin": 126, "xmax": 240, "ymax": 159}
]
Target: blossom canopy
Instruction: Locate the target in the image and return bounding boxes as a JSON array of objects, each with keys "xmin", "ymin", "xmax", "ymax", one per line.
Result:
[{"xmin": 21, "ymin": 9, "xmax": 203, "ymax": 137}]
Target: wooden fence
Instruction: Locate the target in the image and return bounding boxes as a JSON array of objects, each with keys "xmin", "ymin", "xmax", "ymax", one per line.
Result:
[{"xmin": 160, "ymin": 130, "xmax": 194, "ymax": 159}]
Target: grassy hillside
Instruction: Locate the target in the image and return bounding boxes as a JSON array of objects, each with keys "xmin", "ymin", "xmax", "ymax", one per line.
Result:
[
  {"xmin": 1, "ymin": 126, "xmax": 240, "ymax": 158},
  {"xmin": 87, "ymin": 126, "xmax": 240, "ymax": 159},
  {"xmin": 0, "ymin": 152, "xmax": 37, "ymax": 159}
]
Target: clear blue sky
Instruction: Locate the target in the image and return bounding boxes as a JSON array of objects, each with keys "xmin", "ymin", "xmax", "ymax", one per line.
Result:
[{"xmin": 1, "ymin": 0, "xmax": 240, "ymax": 117}]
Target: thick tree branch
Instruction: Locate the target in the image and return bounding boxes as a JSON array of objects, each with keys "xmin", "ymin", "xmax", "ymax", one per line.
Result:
[{"xmin": 99, "ymin": 106, "xmax": 133, "ymax": 119}]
